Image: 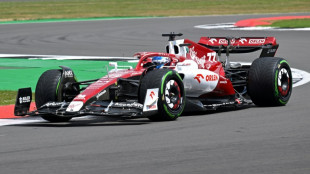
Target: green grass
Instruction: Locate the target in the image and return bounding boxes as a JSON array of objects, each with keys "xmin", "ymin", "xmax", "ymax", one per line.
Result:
[
  {"xmin": 268, "ymin": 19, "xmax": 310, "ymax": 28},
  {"xmin": 0, "ymin": 58, "xmax": 137, "ymax": 90},
  {"xmin": 0, "ymin": 0, "xmax": 309, "ymax": 22},
  {"xmin": 0, "ymin": 59, "xmax": 137, "ymax": 105},
  {"xmin": 0, "ymin": 90, "xmax": 35, "ymax": 106},
  {"xmin": 0, "ymin": 91, "xmax": 18, "ymax": 105}
]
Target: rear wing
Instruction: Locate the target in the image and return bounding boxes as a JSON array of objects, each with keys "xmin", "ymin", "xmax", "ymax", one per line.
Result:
[{"xmin": 198, "ymin": 37, "xmax": 279, "ymax": 57}]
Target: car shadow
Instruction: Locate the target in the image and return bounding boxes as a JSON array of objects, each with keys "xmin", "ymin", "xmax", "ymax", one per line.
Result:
[
  {"xmin": 11, "ymin": 116, "xmax": 152, "ymax": 127},
  {"xmin": 182, "ymin": 103, "xmax": 254, "ymax": 117},
  {"xmin": 11, "ymin": 104, "xmax": 254, "ymax": 127}
]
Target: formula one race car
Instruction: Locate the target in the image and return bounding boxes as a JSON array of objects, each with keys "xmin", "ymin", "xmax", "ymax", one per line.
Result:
[{"xmin": 14, "ymin": 33, "xmax": 292, "ymax": 122}]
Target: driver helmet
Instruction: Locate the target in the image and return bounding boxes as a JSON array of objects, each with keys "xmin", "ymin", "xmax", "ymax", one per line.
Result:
[{"xmin": 152, "ymin": 56, "xmax": 170, "ymax": 69}]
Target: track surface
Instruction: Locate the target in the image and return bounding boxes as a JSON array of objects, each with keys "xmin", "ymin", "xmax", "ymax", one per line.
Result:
[{"xmin": 1, "ymin": 13, "xmax": 310, "ymax": 174}]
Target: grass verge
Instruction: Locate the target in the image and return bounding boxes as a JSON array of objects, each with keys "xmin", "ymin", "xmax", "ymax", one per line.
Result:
[
  {"xmin": 0, "ymin": 0, "xmax": 309, "ymax": 22},
  {"xmin": 0, "ymin": 90, "xmax": 35, "ymax": 106},
  {"xmin": 0, "ymin": 59, "xmax": 137, "ymax": 105},
  {"xmin": 0, "ymin": 91, "xmax": 17, "ymax": 105},
  {"xmin": 268, "ymin": 19, "xmax": 310, "ymax": 28}
]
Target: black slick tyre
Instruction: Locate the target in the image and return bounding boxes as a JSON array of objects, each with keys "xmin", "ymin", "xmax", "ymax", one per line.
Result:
[
  {"xmin": 35, "ymin": 69, "xmax": 72, "ymax": 122},
  {"xmin": 139, "ymin": 69, "xmax": 185, "ymax": 121},
  {"xmin": 247, "ymin": 57, "xmax": 292, "ymax": 106}
]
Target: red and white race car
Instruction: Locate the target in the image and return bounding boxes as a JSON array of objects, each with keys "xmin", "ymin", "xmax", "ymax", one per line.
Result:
[{"xmin": 15, "ymin": 33, "xmax": 292, "ymax": 122}]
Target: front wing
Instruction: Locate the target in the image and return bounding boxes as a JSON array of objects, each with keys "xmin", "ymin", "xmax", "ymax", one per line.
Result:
[
  {"xmin": 16, "ymin": 100, "xmax": 144, "ymax": 118},
  {"xmin": 14, "ymin": 88, "xmax": 252, "ymax": 118}
]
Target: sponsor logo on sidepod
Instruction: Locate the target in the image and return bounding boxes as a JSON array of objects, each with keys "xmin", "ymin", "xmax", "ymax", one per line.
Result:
[{"xmin": 194, "ymin": 74, "xmax": 218, "ymax": 83}]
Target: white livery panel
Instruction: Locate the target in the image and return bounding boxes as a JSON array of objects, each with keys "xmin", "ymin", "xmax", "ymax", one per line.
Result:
[{"xmin": 176, "ymin": 60, "xmax": 219, "ymax": 97}]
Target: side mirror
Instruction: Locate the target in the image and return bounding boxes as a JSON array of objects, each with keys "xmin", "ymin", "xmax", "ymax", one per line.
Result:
[{"xmin": 109, "ymin": 62, "xmax": 118, "ymax": 70}]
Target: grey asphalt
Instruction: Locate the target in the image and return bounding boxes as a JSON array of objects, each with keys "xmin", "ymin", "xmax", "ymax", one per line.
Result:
[{"xmin": 1, "ymin": 13, "xmax": 310, "ymax": 174}]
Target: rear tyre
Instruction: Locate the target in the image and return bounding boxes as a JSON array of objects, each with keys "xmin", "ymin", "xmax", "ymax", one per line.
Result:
[
  {"xmin": 35, "ymin": 69, "xmax": 73, "ymax": 122},
  {"xmin": 139, "ymin": 69, "xmax": 185, "ymax": 121},
  {"xmin": 247, "ymin": 57, "xmax": 292, "ymax": 106}
]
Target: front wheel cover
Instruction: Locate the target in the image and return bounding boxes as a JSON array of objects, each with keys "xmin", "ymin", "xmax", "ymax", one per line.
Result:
[
  {"xmin": 139, "ymin": 69, "xmax": 185, "ymax": 121},
  {"xmin": 158, "ymin": 71, "xmax": 185, "ymax": 120}
]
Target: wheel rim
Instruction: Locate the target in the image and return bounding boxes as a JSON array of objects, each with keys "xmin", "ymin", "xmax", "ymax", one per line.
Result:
[
  {"xmin": 165, "ymin": 79, "xmax": 182, "ymax": 110},
  {"xmin": 278, "ymin": 67, "xmax": 290, "ymax": 97}
]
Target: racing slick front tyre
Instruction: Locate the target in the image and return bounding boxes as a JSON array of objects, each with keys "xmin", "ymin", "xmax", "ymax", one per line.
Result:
[
  {"xmin": 248, "ymin": 57, "xmax": 292, "ymax": 106},
  {"xmin": 139, "ymin": 69, "xmax": 185, "ymax": 121},
  {"xmin": 35, "ymin": 69, "xmax": 73, "ymax": 122}
]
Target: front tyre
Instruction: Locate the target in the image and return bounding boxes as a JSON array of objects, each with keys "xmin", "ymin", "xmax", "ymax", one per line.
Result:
[
  {"xmin": 248, "ymin": 57, "xmax": 292, "ymax": 106},
  {"xmin": 35, "ymin": 69, "xmax": 73, "ymax": 122},
  {"xmin": 139, "ymin": 69, "xmax": 185, "ymax": 121}
]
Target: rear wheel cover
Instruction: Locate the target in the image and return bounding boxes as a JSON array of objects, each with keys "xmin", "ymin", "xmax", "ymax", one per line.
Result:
[
  {"xmin": 275, "ymin": 60, "xmax": 292, "ymax": 105},
  {"xmin": 248, "ymin": 57, "xmax": 292, "ymax": 106}
]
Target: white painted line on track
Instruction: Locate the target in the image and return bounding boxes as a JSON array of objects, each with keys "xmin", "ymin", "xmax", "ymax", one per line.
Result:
[
  {"xmin": 0, "ymin": 54, "xmax": 136, "ymax": 60},
  {"xmin": 0, "ymin": 116, "xmax": 102, "ymax": 127},
  {"xmin": 291, "ymin": 68, "xmax": 310, "ymax": 87},
  {"xmin": 195, "ymin": 23, "xmax": 310, "ymax": 31},
  {"xmin": 0, "ymin": 119, "xmax": 43, "ymax": 126}
]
